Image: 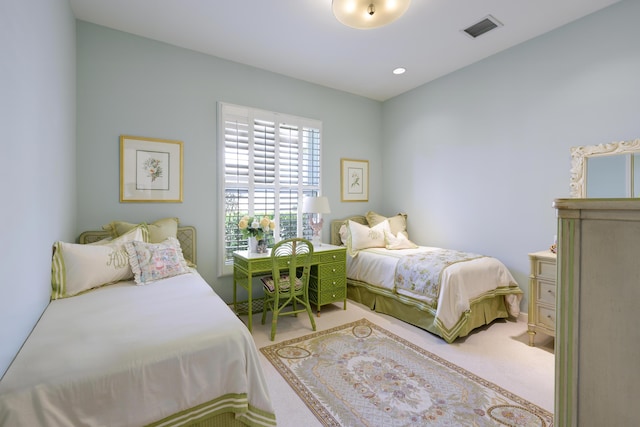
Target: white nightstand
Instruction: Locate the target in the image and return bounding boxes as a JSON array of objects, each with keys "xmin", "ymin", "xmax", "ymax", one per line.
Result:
[{"xmin": 527, "ymin": 250, "xmax": 557, "ymax": 346}]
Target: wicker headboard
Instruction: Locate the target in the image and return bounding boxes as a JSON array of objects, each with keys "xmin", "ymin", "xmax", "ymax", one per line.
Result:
[
  {"xmin": 78, "ymin": 226, "xmax": 197, "ymax": 265},
  {"xmin": 330, "ymin": 215, "xmax": 367, "ymax": 246}
]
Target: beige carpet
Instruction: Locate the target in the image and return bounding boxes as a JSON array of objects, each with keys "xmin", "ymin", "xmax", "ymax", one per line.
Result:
[{"xmin": 246, "ymin": 301, "xmax": 554, "ymax": 427}]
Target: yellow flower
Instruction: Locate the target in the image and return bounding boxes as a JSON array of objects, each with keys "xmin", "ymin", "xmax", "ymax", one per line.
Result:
[
  {"xmin": 259, "ymin": 216, "xmax": 271, "ymax": 229},
  {"xmin": 237, "ymin": 214, "xmax": 274, "ymax": 239}
]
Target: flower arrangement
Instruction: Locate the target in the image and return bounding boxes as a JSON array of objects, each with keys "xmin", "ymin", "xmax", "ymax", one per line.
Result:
[{"xmin": 238, "ymin": 215, "xmax": 275, "ymax": 240}]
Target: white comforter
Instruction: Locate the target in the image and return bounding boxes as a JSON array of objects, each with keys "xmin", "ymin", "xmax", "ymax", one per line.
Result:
[
  {"xmin": 347, "ymin": 246, "xmax": 521, "ymax": 332},
  {"xmin": 0, "ymin": 271, "xmax": 274, "ymax": 427}
]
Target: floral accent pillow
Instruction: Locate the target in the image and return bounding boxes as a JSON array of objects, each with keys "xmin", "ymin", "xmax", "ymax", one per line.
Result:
[
  {"xmin": 125, "ymin": 237, "xmax": 190, "ymax": 285},
  {"xmin": 51, "ymin": 226, "xmax": 146, "ymax": 300}
]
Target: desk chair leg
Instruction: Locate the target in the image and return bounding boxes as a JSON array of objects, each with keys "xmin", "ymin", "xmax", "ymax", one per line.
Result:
[
  {"xmin": 306, "ymin": 304, "xmax": 316, "ymax": 332},
  {"xmin": 261, "ymin": 302, "xmax": 268, "ymax": 325}
]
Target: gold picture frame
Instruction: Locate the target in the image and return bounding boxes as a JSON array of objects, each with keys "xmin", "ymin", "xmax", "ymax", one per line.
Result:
[
  {"xmin": 120, "ymin": 135, "xmax": 183, "ymax": 202},
  {"xmin": 341, "ymin": 158, "xmax": 369, "ymax": 202}
]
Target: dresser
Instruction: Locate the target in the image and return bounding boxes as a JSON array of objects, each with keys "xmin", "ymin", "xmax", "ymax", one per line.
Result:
[
  {"xmin": 527, "ymin": 250, "xmax": 557, "ymax": 346},
  {"xmin": 233, "ymin": 244, "xmax": 347, "ymax": 331},
  {"xmin": 554, "ymin": 199, "xmax": 640, "ymax": 427}
]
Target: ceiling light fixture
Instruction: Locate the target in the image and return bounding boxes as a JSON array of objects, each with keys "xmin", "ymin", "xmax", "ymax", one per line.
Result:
[
  {"xmin": 393, "ymin": 67, "xmax": 406, "ymax": 75},
  {"xmin": 332, "ymin": 0, "xmax": 411, "ymax": 30}
]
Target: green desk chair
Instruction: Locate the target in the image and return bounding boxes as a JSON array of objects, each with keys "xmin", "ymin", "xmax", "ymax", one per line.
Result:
[{"xmin": 260, "ymin": 238, "xmax": 317, "ymax": 341}]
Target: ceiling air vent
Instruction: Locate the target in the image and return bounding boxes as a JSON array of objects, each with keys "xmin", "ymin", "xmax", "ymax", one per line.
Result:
[{"xmin": 462, "ymin": 15, "xmax": 503, "ymax": 39}]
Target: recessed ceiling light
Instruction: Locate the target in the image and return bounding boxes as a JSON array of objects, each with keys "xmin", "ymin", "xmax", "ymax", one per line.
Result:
[{"xmin": 393, "ymin": 67, "xmax": 406, "ymax": 75}]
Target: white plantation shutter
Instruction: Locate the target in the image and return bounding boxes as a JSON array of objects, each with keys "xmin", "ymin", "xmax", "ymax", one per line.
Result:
[
  {"xmin": 219, "ymin": 103, "xmax": 322, "ymax": 272},
  {"xmin": 223, "ymin": 114, "xmax": 250, "ymax": 185}
]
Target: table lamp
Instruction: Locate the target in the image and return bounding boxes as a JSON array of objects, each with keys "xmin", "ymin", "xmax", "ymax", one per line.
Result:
[{"xmin": 302, "ymin": 196, "xmax": 331, "ymax": 246}]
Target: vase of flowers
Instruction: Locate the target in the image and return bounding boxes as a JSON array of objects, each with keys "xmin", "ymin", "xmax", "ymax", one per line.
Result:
[{"xmin": 238, "ymin": 215, "xmax": 275, "ymax": 253}]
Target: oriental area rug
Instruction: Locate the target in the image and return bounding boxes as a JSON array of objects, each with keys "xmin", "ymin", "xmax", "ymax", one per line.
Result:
[{"xmin": 260, "ymin": 319, "xmax": 553, "ymax": 427}]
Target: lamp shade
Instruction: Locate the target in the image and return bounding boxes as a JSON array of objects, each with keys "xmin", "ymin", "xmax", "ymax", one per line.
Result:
[
  {"xmin": 302, "ymin": 196, "xmax": 331, "ymax": 214},
  {"xmin": 332, "ymin": 0, "xmax": 411, "ymax": 30}
]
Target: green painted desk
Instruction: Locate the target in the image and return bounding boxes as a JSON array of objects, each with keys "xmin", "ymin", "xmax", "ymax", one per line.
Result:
[{"xmin": 233, "ymin": 244, "xmax": 347, "ymax": 331}]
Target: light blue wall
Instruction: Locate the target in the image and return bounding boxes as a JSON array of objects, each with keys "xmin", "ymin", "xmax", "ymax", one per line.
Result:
[
  {"xmin": 0, "ymin": 0, "xmax": 76, "ymax": 378},
  {"xmin": 76, "ymin": 22, "xmax": 383, "ymax": 302},
  {"xmin": 3, "ymin": 2, "xmax": 635, "ymax": 379},
  {"xmin": 381, "ymin": 0, "xmax": 640, "ymax": 310}
]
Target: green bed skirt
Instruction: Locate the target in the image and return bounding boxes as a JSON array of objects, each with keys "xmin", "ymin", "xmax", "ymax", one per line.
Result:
[
  {"xmin": 347, "ymin": 279, "xmax": 518, "ymax": 342},
  {"xmin": 147, "ymin": 393, "xmax": 276, "ymax": 427}
]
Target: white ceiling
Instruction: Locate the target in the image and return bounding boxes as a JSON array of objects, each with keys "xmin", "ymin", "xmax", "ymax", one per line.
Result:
[{"xmin": 69, "ymin": 0, "xmax": 621, "ymax": 101}]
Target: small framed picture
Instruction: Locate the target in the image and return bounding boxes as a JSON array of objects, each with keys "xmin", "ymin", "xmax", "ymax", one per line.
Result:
[
  {"xmin": 120, "ymin": 135, "xmax": 183, "ymax": 202},
  {"xmin": 341, "ymin": 158, "xmax": 369, "ymax": 202}
]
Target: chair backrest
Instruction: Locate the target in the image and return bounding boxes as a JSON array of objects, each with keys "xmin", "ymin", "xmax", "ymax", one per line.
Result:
[{"xmin": 270, "ymin": 238, "xmax": 314, "ymax": 294}]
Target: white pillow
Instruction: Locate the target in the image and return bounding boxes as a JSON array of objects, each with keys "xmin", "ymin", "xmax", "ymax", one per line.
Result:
[
  {"xmin": 51, "ymin": 226, "xmax": 146, "ymax": 300},
  {"xmin": 384, "ymin": 229, "xmax": 418, "ymax": 250},
  {"xmin": 346, "ymin": 219, "xmax": 390, "ymax": 256},
  {"xmin": 125, "ymin": 237, "xmax": 190, "ymax": 285}
]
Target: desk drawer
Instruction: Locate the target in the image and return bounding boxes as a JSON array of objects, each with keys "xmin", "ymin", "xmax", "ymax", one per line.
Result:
[
  {"xmin": 310, "ymin": 279, "xmax": 346, "ymax": 305},
  {"xmin": 315, "ymin": 262, "xmax": 346, "ymax": 278},
  {"xmin": 537, "ymin": 280, "xmax": 556, "ymax": 306},
  {"xmin": 316, "ymin": 250, "xmax": 346, "ymax": 264},
  {"xmin": 310, "ymin": 276, "xmax": 346, "ymax": 290},
  {"xmin": 236, "ymin": 258, "xmax": 272, "ymax": 272}
]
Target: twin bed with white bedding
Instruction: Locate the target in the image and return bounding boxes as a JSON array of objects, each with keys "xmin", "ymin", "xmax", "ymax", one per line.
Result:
[
  {"xmin": 331, "ymin": 213, "xmax": 523, "ymax": 343},
  {"xmin": 0, "ymin": 222, "xmax": 275, "ymax": 427}
]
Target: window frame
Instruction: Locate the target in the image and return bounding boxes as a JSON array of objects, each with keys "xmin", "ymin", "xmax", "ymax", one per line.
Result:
[{"xmin": 217, "ymin": 102, "xmax": 323, "ymax": 276}]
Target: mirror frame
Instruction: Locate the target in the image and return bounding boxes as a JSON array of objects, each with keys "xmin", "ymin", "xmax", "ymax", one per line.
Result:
[{"xmin": 570, "ymin": 138, "xmax": 640, "ymax": 198}]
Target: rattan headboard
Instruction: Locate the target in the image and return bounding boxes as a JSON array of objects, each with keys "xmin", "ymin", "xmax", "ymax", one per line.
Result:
[
  {"xmin": 78, "ymin": 226, "xmax": 197, "ymax": 265},
  {"xmin": 330, "ymin": 215, "xmax": 367, "ymax": 246}
]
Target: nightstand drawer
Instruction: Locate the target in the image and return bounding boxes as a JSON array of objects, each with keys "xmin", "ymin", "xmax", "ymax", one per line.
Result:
[
  {"xmin": 535, "ymin": 259, "xmax": 556, "ymax": 280},
  {"xmin": 537, "ymin": 280, "xmax": 556, "ymax": 306},
  {"xmin": 537, "ymin": 305, "xmax": 556, "ymax": 330}
]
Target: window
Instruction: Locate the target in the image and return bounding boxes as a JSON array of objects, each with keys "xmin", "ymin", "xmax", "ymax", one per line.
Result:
[{"xmin": 218, "ymin": 103, "xmax": 322, "ymax": 274}]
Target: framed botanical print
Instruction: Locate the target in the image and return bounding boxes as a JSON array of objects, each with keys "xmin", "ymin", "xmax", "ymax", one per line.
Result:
[
  {"xmin": 120, "ymin": 135, "xmax": 183, "ymax": 202},
  {"xmin": 341, "ymin": 158, "xmax": 369, "ymax": 202}
]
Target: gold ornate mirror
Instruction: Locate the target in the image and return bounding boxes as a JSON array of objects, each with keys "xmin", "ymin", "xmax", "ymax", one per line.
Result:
[{"xmin": 570, "ymin": 139, "xmax": 640, "ymax": 198}]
